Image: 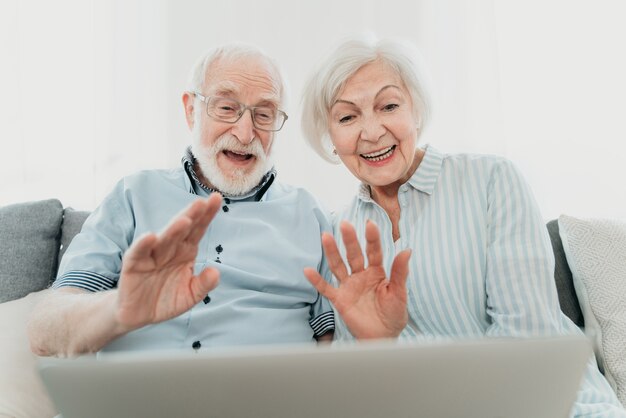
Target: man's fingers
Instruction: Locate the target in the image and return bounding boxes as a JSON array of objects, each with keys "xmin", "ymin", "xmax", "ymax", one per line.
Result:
[
  {"xmin": 191, "ymin": 267, "xmax": 220, "ymax": 300},
  {"xmin": 389, "ymin": 249, "xmax": 412, "ymax": 291},
  {"xmin": 123, "ymin": 233, "xmax": 158, "ymax": 265},
  {"xmin": 152, "ymin": 193, "xmax": 222, "ymax": 262},
  {"xmin": 321, "ymin": 233, "xmax": 349, "ymax": 282},
  {"xmin": 340, "ymin": 221, "xmax": 365, "ymax": 274},
  {"xmin": 365, "ymin": 220, "xmax": 383, "ymax": 267},
  {"xmin": 304, "ymin": 267, "xmax": 337, "ymax": 302},
  {"xmin": 152, "ymin": 215, "xmax": 193, "ymax": 262},
  {"xmin": 186, "ymin": 193, "xmax": 223, "ymax": 244}
]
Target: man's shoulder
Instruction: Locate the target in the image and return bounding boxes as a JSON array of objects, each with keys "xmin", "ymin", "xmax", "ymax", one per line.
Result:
[
  {"xmin": 269, "ymin": 180, "xmax": 323, "ymax": 206},
  {"xmin": 119, "ymin": 167, "xmax": 188, "ymax": 190}
]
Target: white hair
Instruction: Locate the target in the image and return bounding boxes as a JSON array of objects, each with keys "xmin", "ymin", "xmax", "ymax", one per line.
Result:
[
  {"xmin": 301, "ymin": 34, "xmax": 432, "ymax": 163},
  {"xmin": 187, "ymin": 42, "xmax": 288, "ymax": 109}
]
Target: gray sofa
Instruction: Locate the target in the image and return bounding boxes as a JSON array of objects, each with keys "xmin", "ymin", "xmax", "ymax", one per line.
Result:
[
  {"xmin": 0, "ymin": 199, "xmax": 90, "ymax": 304},
  {"xmin": 0, "ymin": 199, "xmax": 600, "ymax": 418}
]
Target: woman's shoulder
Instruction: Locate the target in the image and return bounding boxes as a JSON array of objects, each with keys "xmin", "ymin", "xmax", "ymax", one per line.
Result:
[
  {"xmin": 436, "ymin": 148, "xmax": 518, "ymax": 176},
  {"xmin": 440, "ymin": 149, "xmax": 509, "ymax": 166}
]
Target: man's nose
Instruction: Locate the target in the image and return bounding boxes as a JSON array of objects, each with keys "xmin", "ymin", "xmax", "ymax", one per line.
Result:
[{"xmin": 231, "ymin": 109, "xmax": 255, "ymax": 145}]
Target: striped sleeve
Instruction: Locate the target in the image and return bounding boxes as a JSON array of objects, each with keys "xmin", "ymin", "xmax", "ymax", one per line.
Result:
[
  {"xmin": 53, "ymin": 179, "xmax": 134, "ymax": 292},
  {"xmin": 52, "ymin": 270, "xmax": 116, "ymax": 292},
  {"xmin": 309, "ymin": 311, "xmax": 335, "ymax": 337},
  {"xmin": 484, "ymin": 158, "xmax": 563, "ymax": 338},
  {"xmin": 308, "ymin": 203, "xmax": 336, "ymax": 338}
]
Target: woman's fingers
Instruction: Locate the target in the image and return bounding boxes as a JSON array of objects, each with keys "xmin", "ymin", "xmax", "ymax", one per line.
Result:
[
  {"xmin": 389, "ymin": 249, "xmax": 412, "ymax": 291},
  {"xmin": 365, "ymin": 220, "xmax": 383, "ymax": 267},
  {"xmin": 304, "ymin": 267, "xmax": 338, "ymax": 303},
  {"xmin": 340, "ymin": 221, "xmax": 365, "ymax": 274},
  {"xmin": 321, "ymin": 233, "xmax": 349, "ymax": 282}
]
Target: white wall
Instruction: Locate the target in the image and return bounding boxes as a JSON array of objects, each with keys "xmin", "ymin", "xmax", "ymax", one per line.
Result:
[{"xmin": 1, "ymin": 0, "xmax": 625, "ymax": 220}]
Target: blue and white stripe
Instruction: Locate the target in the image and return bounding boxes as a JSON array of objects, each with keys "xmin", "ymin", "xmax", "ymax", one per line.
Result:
[
  {"xmin": 309, "ymin": 311, "xmax": 335, "ymax": 337},
  {"xmin": 333, "ymin": 145, "xmax": 625, "ymax": 416},
  {"xmin": 52, "ymin": 270, "xmax": 116, "ymax": 292}
]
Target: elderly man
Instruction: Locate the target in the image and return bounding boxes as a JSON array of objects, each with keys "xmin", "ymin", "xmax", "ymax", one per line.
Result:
[{"xmin": 28, "ymin": 43, "xmax": 335, "ymax": 356}]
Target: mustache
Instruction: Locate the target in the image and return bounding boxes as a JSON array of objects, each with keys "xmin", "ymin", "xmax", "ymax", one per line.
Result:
[{"xmin": 213, "ymin": 134, "xmax": 265, "ymax": 158}]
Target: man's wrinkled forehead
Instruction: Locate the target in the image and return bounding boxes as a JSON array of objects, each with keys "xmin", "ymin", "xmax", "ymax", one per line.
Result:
[{"xmin": 204, "ymin": 56, "xmax": 282, "ymax": 105}]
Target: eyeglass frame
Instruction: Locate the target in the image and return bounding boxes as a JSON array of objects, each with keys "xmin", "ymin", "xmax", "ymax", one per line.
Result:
[{"xmin": 191, "ymin": 91, "xmax": 288, "ymax": 132}]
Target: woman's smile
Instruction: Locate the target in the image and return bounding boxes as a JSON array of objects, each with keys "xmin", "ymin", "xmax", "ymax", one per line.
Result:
[{"xmin": 360, "ymin": 145, "xmax": 396, "ymax": 164}]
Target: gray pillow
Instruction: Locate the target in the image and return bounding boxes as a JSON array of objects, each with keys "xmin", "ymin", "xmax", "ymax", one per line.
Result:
[
  {"xmin": 58, "ymin": 207, "xmax": 91, "ymax": 266},
  {"xmin": 0, "ymin": 199, "xmax": 63, "ymax": 303}
]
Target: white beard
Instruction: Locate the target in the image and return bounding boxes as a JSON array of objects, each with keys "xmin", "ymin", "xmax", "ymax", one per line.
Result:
[{"xmin": 191, "ymin": 131, "xmax": 273, "ymax": 196}]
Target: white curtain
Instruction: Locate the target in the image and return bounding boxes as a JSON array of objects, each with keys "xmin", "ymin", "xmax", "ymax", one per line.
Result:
[
  {"xmin": 0, "ymin": 0, "xmax": 171, "ymax": 210},
  {"xmin": 2, "ymin": 0, "xmax": 625, "ymax": 219}
]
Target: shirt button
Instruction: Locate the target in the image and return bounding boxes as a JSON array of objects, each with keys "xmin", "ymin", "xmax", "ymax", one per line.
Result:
[
  {"xmin": 192, "ymin": 341, "xmax": 201, "ymax": 350},
  {"xmin": 216, "ymin": 245, "xmax": 223, "ymax": 253},
  {"xmin": 203, "ymin": 295, "xmax": 211, "ymax": 304},
  {"xmin": 224, "ymin": 198, "xmax": 231, "ymax": 204},
  {"xmin": 222, "ymin": 205, "xmax": 229, "ymax": 212}
]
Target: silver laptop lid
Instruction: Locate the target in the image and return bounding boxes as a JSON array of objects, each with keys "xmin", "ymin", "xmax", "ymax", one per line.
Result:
[{"xmin": 39, "ymin": 335, "xmax": 591, "ymax": 418}]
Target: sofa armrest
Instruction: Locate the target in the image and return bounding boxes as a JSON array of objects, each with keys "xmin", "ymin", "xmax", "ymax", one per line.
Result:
[
  {"xmin": 58, "ymin": 207, "xmax": 91, "ymax": 267},
  {"xmin": 546, "ymin": 219, "xmax": 584, "ymax": 327},
  {"xmin": 0, "ymin": 199, "xmax": 63, "ymax": 303}
]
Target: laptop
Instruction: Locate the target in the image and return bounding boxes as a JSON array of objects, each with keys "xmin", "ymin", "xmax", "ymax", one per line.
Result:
[{"xmin": 38, "ymin": 335, "xmax": 591, "ymax": 418}]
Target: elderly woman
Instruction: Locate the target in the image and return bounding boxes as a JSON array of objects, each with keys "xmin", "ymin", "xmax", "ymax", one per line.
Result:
[{"xmin": 301, "ymin": 35, "xmax": 625, "ymax": 416}]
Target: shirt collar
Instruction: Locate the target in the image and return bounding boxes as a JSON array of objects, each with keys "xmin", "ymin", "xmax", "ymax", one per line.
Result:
[
  {"xmin": 357, "ymin": 144, "xmax": 444, "ymax": 202},
  {"xmin": 181, "ymin": 146, "xmax": 276, "ymax": 201},
  {"xmin": 406, "ymin": 144, "xmax": 444, "ymax": 195}
]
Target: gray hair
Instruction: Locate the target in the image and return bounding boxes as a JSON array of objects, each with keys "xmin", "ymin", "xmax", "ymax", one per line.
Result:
[
  {"xmin": 301, "ymin": 34, "xmax": 432, "ymax": 163},
  {"xmin": 187, "ymin": 42, "xmax": 287, "ymax": 107}
]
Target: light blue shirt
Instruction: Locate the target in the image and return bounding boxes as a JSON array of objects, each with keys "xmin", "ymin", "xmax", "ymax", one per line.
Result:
[
  {"xmin": 53, "ymin": 161, "xmax": 334, "ymax": 352},
  {"xmin": 333, "ymin": 145, "xmax": 625, "ymax": 416}
]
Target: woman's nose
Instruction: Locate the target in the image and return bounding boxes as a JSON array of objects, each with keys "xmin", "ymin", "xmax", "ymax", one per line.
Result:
[{"xmin": 359, "ymin": 115, "xmax": 386, "ymax": 142}]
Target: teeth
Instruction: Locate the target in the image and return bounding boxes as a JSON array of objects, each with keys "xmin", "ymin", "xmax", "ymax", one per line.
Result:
[
  {"xmin": 226, "ymin": 150, "xmax": 253, "ymax": 157},
  {"xmin": 361, "ymin": 146, "xmax": 395, "ymax": 161}
]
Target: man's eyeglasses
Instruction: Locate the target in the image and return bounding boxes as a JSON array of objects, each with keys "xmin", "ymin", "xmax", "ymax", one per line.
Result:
[{"xmin": 192, "ymin": 92, "xmax": 288, "ymax": 132}]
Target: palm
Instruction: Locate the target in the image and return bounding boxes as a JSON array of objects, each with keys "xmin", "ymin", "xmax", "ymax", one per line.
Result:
[
  {"xmin": 116, "ymin": 194, "xmax": 222, "ymax": 330},
  {"xmin": 304, "ymin": 221, "xmax": 411, "ymax": 339}
]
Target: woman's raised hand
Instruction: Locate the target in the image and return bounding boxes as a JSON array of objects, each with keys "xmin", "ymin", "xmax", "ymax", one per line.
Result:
[{"xmin": 304, "ymin": 220, "xmax": 411, "ymax": 339}]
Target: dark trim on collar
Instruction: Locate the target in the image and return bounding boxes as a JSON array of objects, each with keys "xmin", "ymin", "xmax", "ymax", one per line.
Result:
[{"xmin": 181, "ymin": 146, "xmax": 276, "ymax": 201}]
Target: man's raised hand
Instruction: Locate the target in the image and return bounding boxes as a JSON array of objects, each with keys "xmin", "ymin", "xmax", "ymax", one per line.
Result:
[{"xmin": 115, "ymin": 193, "xmax": 223, "ymax": 331}]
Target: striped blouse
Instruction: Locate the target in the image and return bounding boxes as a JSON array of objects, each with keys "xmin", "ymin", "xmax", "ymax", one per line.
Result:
[{"xmin": 332, "ymin": 145, "xmax": 625, "ymax": 416}]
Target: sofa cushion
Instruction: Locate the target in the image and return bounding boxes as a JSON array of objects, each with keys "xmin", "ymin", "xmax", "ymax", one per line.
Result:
[
  {"xmin": 0, "ymin": 290, "xmax": 57, "ymax": 418},
  {"xmin": 546, "ymin": 220, "xmax": 584, "ymax": 327},
  {"xmin": 58, "ymin": 207, "xmax": 90, "ymax": 266},
  {"xmin": 559, "ymin": 215, "xmax": 626, "ymax": 406},
  {"xmin": 0, "ymin": 199, "xmax": 63, "ymax": 303}
]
